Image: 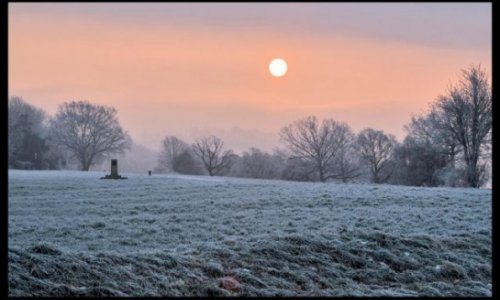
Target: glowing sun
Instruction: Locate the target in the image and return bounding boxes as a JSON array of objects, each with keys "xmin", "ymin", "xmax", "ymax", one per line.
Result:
[{"xmin": 269, "ymin": 58, "xmax": 287, "ymax": 77}]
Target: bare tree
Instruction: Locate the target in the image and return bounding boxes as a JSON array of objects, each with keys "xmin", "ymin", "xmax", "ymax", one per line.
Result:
[
  {"xmin": 8, "ymin": 97, "xmax": 47, "ymax": 168},
  {"xmin": 50, "ymin": 100, "xmax": 132, "ymax": 171},
  {"xmin": 233, "ymin": 147, "xmax": 285, "ymax": 179},
  {"xmin": 405, "ymin": 110, "xmax": 461, "ymax": 168},
  {"xmin": 279, "ymin": 116, "xmax": 353, "ymax": 182},
  {"xmin": 157, "ymin": 136, "xmax": 189, "ymax": 172},
  {"xmin": 389, "ymin": 136, "xmax": 449, "ymax": 187},
  {"xmin": 282, "ymin": 157, "xmax": 317, "ymax": 181},
  {"xmin": 192, "ymin": 135, "xmax": 234, "ymax": 176},
  {"xmin": 330, "ymin": 125, "xmax": 362, "ymax": 183},
  {"xmin": 172, "ymin": 150, "xmax": 204, "ymax": 175},
  {"xmin": 432, "ymin": 65, "xmax": 491, "ymax": 187},
  {"xmin": 355, "ymin": 128, "xmax": 397, "ymax": 184},
  {"xmin": 332, "ymin": 146, "xmax": 362, "ymax": 183}
]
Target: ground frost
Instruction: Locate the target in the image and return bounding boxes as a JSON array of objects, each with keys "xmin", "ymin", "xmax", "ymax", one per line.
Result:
[{"xmin": 8, "ymin": 170, "xmax": 491, "ymax": 296}]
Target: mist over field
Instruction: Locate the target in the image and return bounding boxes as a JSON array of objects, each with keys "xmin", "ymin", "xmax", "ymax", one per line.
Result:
[
  {"xmin": 92, "ymin": 143, "xmax": 159, "ymax": 174},
  {"xmin": 8, "ymin": 170, "xmax": 491, "ymax": 296}
]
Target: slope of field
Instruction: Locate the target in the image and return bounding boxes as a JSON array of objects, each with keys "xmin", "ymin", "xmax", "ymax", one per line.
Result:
[{"xmin": 8, "ymin": 170, "xmax": 492, "ymax": 296}]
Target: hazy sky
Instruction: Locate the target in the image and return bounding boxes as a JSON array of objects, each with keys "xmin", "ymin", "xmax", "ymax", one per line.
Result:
[{"xmin": 9, "ymin": 3, "xmax": 491, "ymax": 153}]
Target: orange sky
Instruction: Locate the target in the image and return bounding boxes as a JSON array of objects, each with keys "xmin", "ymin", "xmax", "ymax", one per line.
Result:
[{"xmin": 9, "ymin": 3, "xmax": 491, "ymax": 153}]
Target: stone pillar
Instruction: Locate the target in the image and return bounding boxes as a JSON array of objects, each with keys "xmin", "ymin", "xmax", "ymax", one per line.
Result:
[
  {"xmin": 100, "ymin": 159, "xmax": 127, "ymax": 179},
  {"xmin": 111, "ymin": 159, "xmax": 118, "ymax": 177}
]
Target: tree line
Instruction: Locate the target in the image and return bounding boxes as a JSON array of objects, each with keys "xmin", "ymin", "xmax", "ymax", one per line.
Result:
[
  {"xmin": 8, "ymin": 100, "xmax": 132, "ymax": 171},
  {"xmin": 8, "ymin": 65, "xmax": 491, "ymax": 188}
]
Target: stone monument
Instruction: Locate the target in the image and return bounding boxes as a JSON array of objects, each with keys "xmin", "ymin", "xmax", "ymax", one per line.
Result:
[{"xmin": 101, "ymin": 159, "xmax": 127, "ymax": 179}]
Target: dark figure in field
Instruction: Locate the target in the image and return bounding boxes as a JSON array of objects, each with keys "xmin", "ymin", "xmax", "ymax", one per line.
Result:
[{"xmin": 148, "ymin": 170, "xmax": 152, "ymax": 176}]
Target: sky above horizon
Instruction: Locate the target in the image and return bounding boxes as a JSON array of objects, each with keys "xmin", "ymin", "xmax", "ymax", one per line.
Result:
[{"xmin": 9, "ymin": 3, "xmax": 491, "ymax": 153}]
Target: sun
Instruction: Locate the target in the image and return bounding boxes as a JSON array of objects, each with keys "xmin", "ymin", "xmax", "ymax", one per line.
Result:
[{"xmin": 269, "ymin": 58, "xmax": 287, "ymax": 77}]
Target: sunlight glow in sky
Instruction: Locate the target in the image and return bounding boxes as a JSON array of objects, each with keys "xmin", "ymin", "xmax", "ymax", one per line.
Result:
[{"xmin": 9, "ymin": 3, "xmax": 491, "ymax": 153}]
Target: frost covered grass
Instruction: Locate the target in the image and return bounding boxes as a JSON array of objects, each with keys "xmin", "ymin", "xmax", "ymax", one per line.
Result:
[{"xmin": 8, "ymin": 170, "xmax": 491, "ymax": 296}]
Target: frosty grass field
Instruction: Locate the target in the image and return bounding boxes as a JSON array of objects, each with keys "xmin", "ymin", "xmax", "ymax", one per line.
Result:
[{"xmin": 8, "ymin": 170, "xmax": 491, "ymax": 296}]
